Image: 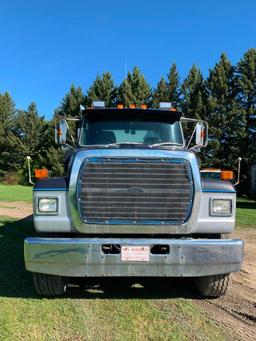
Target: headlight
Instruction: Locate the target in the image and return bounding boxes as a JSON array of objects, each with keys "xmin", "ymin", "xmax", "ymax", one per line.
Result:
[
  {"xmin": 210, "ymin": 199, "xmax": 232, "ymax": 216},
  {"xmin": 38, "ymin": 198, "xmax": 58, "ymax": 213}
]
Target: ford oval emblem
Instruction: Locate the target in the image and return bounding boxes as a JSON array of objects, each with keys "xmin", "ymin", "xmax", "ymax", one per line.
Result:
[{"xmin": 127, "ymin": 186, "xmax": 144, "ymax": 196}]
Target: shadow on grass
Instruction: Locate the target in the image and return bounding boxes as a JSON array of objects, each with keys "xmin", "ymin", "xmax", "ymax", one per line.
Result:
[
  {"xmin": 237, "ymin": 201, "xmax": 256, "ymax": 210},
  {"xmin": 67, "ymin": 277, "xmax": 199, "ymax": 300},
  {"xmin": 0, "ymin": 217, "xmax": 200, "ymax": 300},
  {"xmin": 0, "ymin": 216, "xmax": 38, "ymax": 299}
]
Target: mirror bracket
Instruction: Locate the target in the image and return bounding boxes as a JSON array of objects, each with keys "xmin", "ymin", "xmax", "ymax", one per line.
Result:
[
  {"xmin": 181, "ymin": 117, "xmax": 208, "ymax": 150},
  {"xmin": 55, "ymin": 118, "xmax": 77, "ymax": 148}
]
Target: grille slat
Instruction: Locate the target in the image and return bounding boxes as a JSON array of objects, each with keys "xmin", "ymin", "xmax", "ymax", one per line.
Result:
[
  {"xmin": 80, "ymin": 186, "xmax": 191, "ymax": 191},
  {"xmin": 80, "ymin": 202, "xmax": 190, "ymax": 207},
  {"xmin": 81, "ymin": 206, "xmax": 189, "ymax": 211},
  {"xmin": 80, "ymin": 176, "xmax": 189, "ymax": 181},
  {"xmin": 82, "ymin": 172, "xmax": 189, "ymax": 177},
  {"xmin": 77, "ymin": 158, "xmax": 193, "ymax": 224},
  {"xmin": 80, "ymin": 181, "xmax": 190, "ymax": 186}
]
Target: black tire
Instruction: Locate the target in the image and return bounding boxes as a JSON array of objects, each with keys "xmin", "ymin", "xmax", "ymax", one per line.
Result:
[
  {"xmin": 32, "ymin": 273, "xmax": 67, "ymax": 297},
  {"xmin": 195, "ymin": 273, "xmax": 230, "ymax": 298}
]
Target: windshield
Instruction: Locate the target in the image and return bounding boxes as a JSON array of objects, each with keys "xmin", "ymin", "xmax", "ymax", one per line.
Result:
[{"xmin": 80, "ymin": 120, "xmax": 183, "ymax": 146}]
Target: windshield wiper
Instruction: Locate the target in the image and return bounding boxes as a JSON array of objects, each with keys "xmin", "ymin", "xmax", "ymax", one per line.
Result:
[
  {"xmin": 150, "ymin": 142, "xmax": 182, "ymax": 148},
  {"xmin": 86, "ymin": 141, "xmax": 182, "ymax": 149},
  {"xmin": 105, "ymin": 142, "xmax": 145, "ymax": 148}
]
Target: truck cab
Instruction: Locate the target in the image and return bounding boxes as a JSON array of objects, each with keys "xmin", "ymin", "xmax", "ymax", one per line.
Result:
[{"xmin": 24, "ymin": 103, "xmax": 244, "ymax": 297}]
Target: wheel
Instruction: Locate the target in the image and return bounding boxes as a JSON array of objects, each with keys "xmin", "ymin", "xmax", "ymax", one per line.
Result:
[
  {"xmin": 194, "ymin": 274, "xmax": 230, "ymax": 298},
  {"xmin": 32, "ymin": 273, "xmax": 67, "ymax": 297}
]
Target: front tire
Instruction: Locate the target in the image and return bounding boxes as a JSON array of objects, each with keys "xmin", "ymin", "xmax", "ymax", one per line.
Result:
[
  {"xmin": 32, "ymin": 273, "xmax": 67, "ymax": 297},
  {"xmin": 195, "ymin": 274, "xmax": 230, "ymax": 298}
]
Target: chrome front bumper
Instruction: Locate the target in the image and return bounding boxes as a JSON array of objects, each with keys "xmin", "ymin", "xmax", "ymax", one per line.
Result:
[{"xmin": 24, "ymin": 237, "xmax": 244, "ymax": 277}]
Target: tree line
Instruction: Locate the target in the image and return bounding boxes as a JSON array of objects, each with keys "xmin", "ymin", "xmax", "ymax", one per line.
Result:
[{"xmin": 0, "ymin": 49, "xmax": 255, "ymax": 193}]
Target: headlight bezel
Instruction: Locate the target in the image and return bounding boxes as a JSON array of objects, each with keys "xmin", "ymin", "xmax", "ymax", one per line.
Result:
[
  {"xmin": 210, "ymin": 198, "xmax": 233, "ymax": 217},
  {"xmin": 37, "ymin": 197, "xmax": 59, "ymax": 214}
]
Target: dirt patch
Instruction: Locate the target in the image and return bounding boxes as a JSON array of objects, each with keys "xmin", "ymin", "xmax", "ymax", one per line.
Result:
[
  {"xmin": 0, "ymin": 201, "xmax": 32, "ymax": 220},
  {"xmin": 195, "ymin": 229, "xmax": 256, "ymax": 341}
]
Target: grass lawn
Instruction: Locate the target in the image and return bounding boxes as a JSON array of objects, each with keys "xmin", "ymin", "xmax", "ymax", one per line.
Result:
[
  {"xmin": 0, "ymin": 186, "xmax": 254, "ymax": 340},
  {"xmin": 0, "ymin": 184, "xmax": 32, "ymax": 202},
  {"xmin": 236, "ymin": 197, "xmax": 256, "ymax": 229},
  {"xmin": 0, "ymin": 216, "xmax": 228, "ymax": 341}
]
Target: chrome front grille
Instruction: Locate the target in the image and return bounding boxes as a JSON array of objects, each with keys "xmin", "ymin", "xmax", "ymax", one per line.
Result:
[{"xmin": 77, "ymin": 158, "xmax": 193, "ymax": 224}]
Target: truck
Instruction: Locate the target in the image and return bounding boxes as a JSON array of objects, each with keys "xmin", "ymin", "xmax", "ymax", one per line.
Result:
[{"xmin": 24, "ymin": 102, "xmax": 244, "ymax": 297}]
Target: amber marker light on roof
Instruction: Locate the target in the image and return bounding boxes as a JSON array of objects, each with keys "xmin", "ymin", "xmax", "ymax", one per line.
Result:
[
  {"xmin": 220, "ymin": 170, "xmax": 234, "ymax": 181},
  {"xmin": 140, "ymin": 104, "xmax": 147, "ymax": 109},
  {"xmin": 129, "ymin": 104, "xmax": 136, "ymax": 109},
  {"xmin": 117, "ymin": 104, "xmax": 124, "ymax": 109}
]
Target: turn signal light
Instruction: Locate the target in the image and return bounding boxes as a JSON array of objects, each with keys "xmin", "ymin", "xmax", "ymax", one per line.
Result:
[
  {"xmin": 129, "ymin": 104, "xmax": 136, "ymax": 109},
  {"xmin": 141, "ymin": 104, "xmax": 147, "ymax": 109},
  {"xmin": 117, "ymin": 104, "xmax": 124, "ymax": 109},
  {"xmin": 35, "ymin": 169, "xmax": 48, "ymax": 179},
  {"xmin": 220, "ymin": 170, "xmax": 234, "ymax": 181}
]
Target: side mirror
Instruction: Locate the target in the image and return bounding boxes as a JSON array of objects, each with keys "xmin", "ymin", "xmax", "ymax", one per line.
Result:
[
  {"xmin": 55, "ymin": 119, "xmax": 67, "ymax": 144},
  {"xmin": 195, "ymin": 122, "xmax": 208, "ymax": 147}
]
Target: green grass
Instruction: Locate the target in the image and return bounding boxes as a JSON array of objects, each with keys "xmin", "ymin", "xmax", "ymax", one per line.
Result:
[
  {"xmin": 0, "ymin": 216, "xmax": 228, "ymax": 341},
  {"xmin": 236, "ymin": 197, "xmax": 256, "ymax": 229},
  {"xmin": 0, "ymin": 184, "xmax": 32, "ymax": 202},
  {"xmin": 0, "ymin": 185, "xmax": 253, "ymax": 339}
]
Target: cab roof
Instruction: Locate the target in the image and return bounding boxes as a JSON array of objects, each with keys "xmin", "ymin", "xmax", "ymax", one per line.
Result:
[{"xmin": 81, "ymin": 108, "xmax": 182, "ymax": 123}]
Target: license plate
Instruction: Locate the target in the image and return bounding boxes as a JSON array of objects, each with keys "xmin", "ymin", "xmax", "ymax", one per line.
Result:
[{"xmin": 121, "ymin": 246, "xmax": 150, "ymax": 262}]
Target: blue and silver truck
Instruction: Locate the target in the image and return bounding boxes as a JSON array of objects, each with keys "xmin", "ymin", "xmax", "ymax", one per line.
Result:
[{"xmin": 24, "ymin": 102, "xmax": 244, "ymax": 297}]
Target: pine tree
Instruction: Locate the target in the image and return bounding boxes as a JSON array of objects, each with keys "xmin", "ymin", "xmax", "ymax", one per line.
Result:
[
  {"xmin": 12, "ymin": 103, "xmax": 49, "ymax": 183},
  {"xmin": 152, "ymin": 64, "xmax": 181, "ymax": 108},
  {"xmin": 14, "ymin": 103, "xmax": 47, "ymax": 159},
  {"xmin": 181, "ymin": 64, "xmax": 207, "ymax": 120},
  {"xmin": 117, "ymin": 67, "xmax": 151, "ymax": 106},
  {"xmin": 151, "ymin": 77, "xmax": 169, "ymax": 108},
  {"xmin": 236, "ymin": 49, "xmax": 256, "ymax": 176},
  {"xmin": 39, "ymin": 146, "xmax": 64, "ymax": 177},
  {"xmin": 39, "ymin": 118, "xmax": 65, "ymax": 178},
  {"xmin": 59, "ymin": 84, "xmax": 86, "ymax": 117},
  {"xmin": 167, "ymin": 63, "xmax": 181, "ymax": 107},
  {"xmin": 206, "ymin": 53, "xmax": 246, "ymax": 171},
  {"xmin": 181, "ymin": 65, "xmax": 207, "ymax": 151},
  {"xmin": 117, "ymin": 78, "xmax": 133, "ymax": 107},
  {"xmin": 87, "ymin": 72, "xmax": 117, "ymax": 107},
  {"xmin": 13, "ymin": 104, "xmax": 64, "ymax": 183},
  {"xmin": 0, "ymin": 92, "xmax": 19, "ymax": 177},
  {"xmin": 55, "ymin": 84, "xmax": 86, "ymax": 146}
]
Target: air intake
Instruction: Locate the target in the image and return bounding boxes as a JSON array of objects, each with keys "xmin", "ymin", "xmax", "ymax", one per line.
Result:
[{"xmin": 77, "ymin": 158, "xmax": 193, "ymax": 225}]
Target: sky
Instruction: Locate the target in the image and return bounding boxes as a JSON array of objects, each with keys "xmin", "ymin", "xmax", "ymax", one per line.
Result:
[{"xmin": 0, "ymin": 0, "xmax": 255, "ymax": 119}]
